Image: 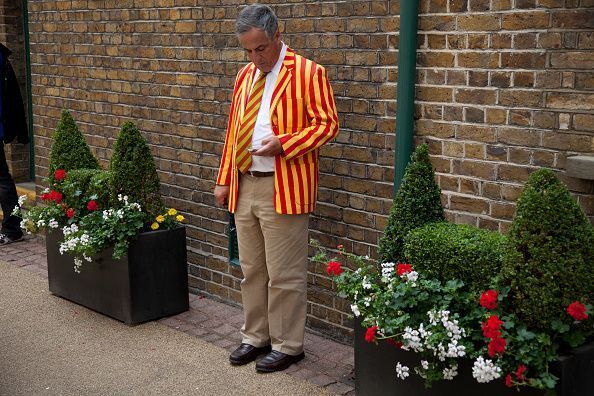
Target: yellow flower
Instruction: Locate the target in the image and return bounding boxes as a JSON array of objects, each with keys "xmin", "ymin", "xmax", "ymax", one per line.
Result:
[
  {"xmin": 156, "ymin": 215, "xmax": 165, "ymax": 223},
  {"xmin": 176, "ymin": 215, "xmax": 185, "ymax": 222},
  {"xmin": 151, "ymin": 222, "xmax": 159, "ymax": 230},
  {"xmin": 168, "ymin": 208, "xmax": 177, "ymax": 216}
]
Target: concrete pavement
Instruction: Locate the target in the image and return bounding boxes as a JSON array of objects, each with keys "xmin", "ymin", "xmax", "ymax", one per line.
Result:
[{"xmin": 0, "ymin": 259, "xmax": 336, "ymax": 395}]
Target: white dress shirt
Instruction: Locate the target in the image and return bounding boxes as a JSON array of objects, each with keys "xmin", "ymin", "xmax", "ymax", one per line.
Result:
[{"xmin": 249, "ymin": 42, "xmax": 287, "ymax": 172}]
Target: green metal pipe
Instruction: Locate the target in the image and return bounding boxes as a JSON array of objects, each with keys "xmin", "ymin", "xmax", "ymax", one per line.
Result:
[
  {"xmin": 22, "ymin": 0, "xmax": 35, "ymax": 181},
  {"xmin": 394, "ymin": 0, "xmax": 420, "ymax": 193}
]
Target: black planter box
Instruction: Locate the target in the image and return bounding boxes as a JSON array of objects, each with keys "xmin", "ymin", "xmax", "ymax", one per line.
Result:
[
  {"xmin": 46, "ymin": 227, "xmax": 189, "ymax": 325},
  {"xmin": 354, "ymin": 317, "xmax": 594, "ymax": 396}
]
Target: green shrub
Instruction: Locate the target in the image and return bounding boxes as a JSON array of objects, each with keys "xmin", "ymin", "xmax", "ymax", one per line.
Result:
[
  {"xmin": 87, "ymin": 171, "xmax": 112, "ymax": 210},
  {"xmin": 378, "ymin": 144, "xmax": 445, "ymax": 263},
  {"xmin": 501, "ymin": 169, "xmax": 594, "ymax": 331},
  {"xmin": 60, "ymin": 169, "xmax": 111, "ymax": 212},
  {"xmin": 48, "ymin": 110, "xmax": 100, "ymax": 176},
  {"xmin": 404, "ymin": 222, "xmax": 516, "ymax": 293},
  {"xmin": 108, "ymin": 121, "xmax": 164, "ymax": 217}
]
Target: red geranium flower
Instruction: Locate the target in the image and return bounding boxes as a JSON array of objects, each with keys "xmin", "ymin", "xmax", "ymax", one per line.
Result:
[
  {"xmin": 480, "ymin": 290, "xmax": 499, "ymax": 310},
  {"xmin": 326, "ymin": 261, "xmax": 343, "ymax": 276},
  {"xmin": 48, "ymin": 190, "xmax": 63, "ymax": 204},
  {"xmin": 66, "ymin": 208, "xmax": 75, "ymax": 219},
  {"xmin": 87, "ymin": 200, "xmax": 99, "ymax": 211},
  {"xmin": 515, "ymin": 364, "xmax": 527, "ymax": 381},
  {"xmin": 567, "ymin": 301, "xmax": 588, "ymax": 321},
  {"xmin": 396, "ymin": 263, "xmax": 412, "ymax": 276},
  {"xmin": 505, "ymin": 374, "xmax": 513, "ymax": 387},
  {"xmin": 40, "ymin": 193, "xmax": 49, "ymax": 201},
  {"xmin": 54, "ymin": 169, "xmax": 67, "ymax": 181},
  {"xmin": 365, "ymin": 325, "xmax": 378, "ymax": 343},
  {"xmin": 488, "ymin": 337, "xmax": 507, "ymax": 357},
  {"xmin": 482, "ymin": 315, "xmax": 503, "ymax": 339}
]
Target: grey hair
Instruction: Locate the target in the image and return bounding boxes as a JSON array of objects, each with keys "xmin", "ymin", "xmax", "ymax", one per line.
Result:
[{"xmin": 235, "ymin": 4, "xmax": 278, "ymax": 39}]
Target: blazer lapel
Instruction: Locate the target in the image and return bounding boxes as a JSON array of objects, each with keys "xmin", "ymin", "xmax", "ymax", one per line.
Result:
[
  {"xmin": 238, "ymin": 64, "xmax": 257, "ymax": 121},
  {"xmin": 269, "ymin": 48, "xmax": 295, "ymax": 122}
]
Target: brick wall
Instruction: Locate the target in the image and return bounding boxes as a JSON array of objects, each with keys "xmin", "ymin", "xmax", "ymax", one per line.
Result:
[
  {"xmin": 416, "ymin": 0, "xmax": 594, "ymax": 232},
  {"xmin": 0, "ymin": 0, "xmax": 30, "ymax": 182},
  {"xmin": 26, "ymin": 0, "xmax": 594, "ymax": 342}
]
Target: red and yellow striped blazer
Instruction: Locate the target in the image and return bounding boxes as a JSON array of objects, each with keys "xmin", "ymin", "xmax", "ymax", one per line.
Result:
[{"xmin": 216, "ymin": 48, "xmax": 339, "ymax": 214}]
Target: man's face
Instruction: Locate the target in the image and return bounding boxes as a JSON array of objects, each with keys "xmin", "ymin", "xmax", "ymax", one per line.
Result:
[{"xmin": 238, "ymin": 28, "xmax": 282, "ymax": 73}]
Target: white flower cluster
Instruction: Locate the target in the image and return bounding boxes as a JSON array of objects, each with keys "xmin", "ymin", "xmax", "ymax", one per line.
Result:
[
  {"xmin": 442, "ymin": 364, "xmax": 458, "ymax": 380},
  {"xmin": 403, "ymin": 270, "xmax": 419, "ymax": 286},
  {"xmin": 102, "ymin": 209, "xmax": 126, "ymax": 220},
  {"xmin": 63, "ymin": 223, "xmax": 79, "ymax": 236},
  {"xmin": 380, "ymin": 262, "xmax": 395, "ymax": 282},
  {"xmin": 421, "ymin": 360, "xmax": 429, "ymax": 370},
  {"xmin": 36, "ymin": 219, "xmax": 45, "ymax": 228},
  {"xmin": 396, "ymin": 362, "xmax": 410, "ymax": 379},
  {"xmin": 73, "ymin": 257, "xmax": 82, "ymax": 274},
  {"xmin": 395, "ymin": 362, "xmax": 410, "ymax": 380},
  {"xmin": 11, "ymin": 194, "xmax": 27, "ymax": 216},
  {"xmin": 351, "ymin": 304, "xmax": 360, "ymax": 317},
  {"xmin": 59, "ymin": 225, "xmax": 91, "ymax": 255},
  {"xmin": 48, "ymin": 219, "xmax": 59, "ymax": 229},
  {"xmin": 20, "ymin": 219, "xmax": 31, "ymax": 234},
  {"xmin": 362, "ymin": 275, "xmax": 372, "ymax": 290},
  {"xmin": 402, "ymin": 324, "xmax": 430, "ymax": 352},
  {"xmin": 117, "ymin": 194, "xmax": 129, "ymax": 204},
  {"xmin": 73, "ymin": 254, "xmax": 92, "ymax": 273},
  {"xmin": 426, "ymin": 310, "xmax": 466, "ymax": 361},
  {"xmin": 18, "ymin": 194, "xmax": 28, "ymax": 206},
  {"xmin": 363, "ymin": 296, "xmax": 372, "ymax": 307},
  {"xmin": 472, "ymin": 357, "xmax": 501, "ymax": 383}
]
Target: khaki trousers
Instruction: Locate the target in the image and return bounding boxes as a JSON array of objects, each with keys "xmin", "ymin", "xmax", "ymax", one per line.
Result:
[{"xmin": 235, "ymin": 174, "xmax": 309, "ymax": 355}]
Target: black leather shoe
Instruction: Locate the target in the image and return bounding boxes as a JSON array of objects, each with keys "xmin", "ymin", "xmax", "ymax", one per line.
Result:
[
  {"xmin": 255, "ymin": 350, "xmax": 305, "ymax": 373},
  {"xmin": 229, "ymin": 343, "xmax": 272, "ymax": 366}
]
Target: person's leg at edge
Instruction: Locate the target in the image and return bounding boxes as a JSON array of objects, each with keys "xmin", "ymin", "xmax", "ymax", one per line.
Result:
[
  {"xmin": 253, "ymin": 175, "xmax": 309, "ymax": 371},
  {"xmin": 0, "ymin": 141, "xmax": 23, "ymax": 243},
  {"xmin": 229, "ymin": 174, "xmax": 272, "ymax": 365}
]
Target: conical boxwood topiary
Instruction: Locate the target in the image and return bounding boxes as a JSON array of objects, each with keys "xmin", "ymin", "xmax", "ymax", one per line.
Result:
[
  {"xmin": 501, "ymin": 168, "xmax": 594, "ymax": 331},
  {"xmin": 48, "ymin": 110, "xmax": 100, "ymax": 175},
  {"xmin": 108, "ymin": 122, "xmax": 164, "ymax": 217},
  {"xmin": 378, "ymin": 144, "xmax": 445, "ymax": 263}
]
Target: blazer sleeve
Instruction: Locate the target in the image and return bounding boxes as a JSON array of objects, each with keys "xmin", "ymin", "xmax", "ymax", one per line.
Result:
[
  {"xmin": 216, "ymin": 68, "xmax": 245, "ymax": 186},
  {"xmin": 277, "ymin": 64, "xmax": 339, "ymax": 161}
]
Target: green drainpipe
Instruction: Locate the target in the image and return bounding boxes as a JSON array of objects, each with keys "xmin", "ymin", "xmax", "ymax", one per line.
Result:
[
  {"xmin": 22, "ymin": 0, "xmax": 35, "ymax": 181},
  {"xmin": 394, "ymin": 0, "xmax": 420, "ymax": 193}
]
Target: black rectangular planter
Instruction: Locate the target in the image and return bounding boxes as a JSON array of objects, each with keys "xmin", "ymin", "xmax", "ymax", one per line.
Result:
[
  {"xmin": 46, "ymin": 226, "xmax": 189, "ymax": 325},
  {"xmin": 354, "ymin": 317, "xmax": 593, "ymax": 396}
]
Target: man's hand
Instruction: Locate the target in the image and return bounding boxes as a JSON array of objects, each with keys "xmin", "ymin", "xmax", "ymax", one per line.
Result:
[
  {"xmin": 214, "ymin": 185, "xmax": 230, "ymax": 207},
  {"xmin": 253, "ymin": 136, "xmax": 282, "ymax": 156}
]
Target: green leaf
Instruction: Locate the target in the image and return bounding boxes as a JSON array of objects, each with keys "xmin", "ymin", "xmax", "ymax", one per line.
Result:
[
  {"xmin": 445, "ymin": 279, "xmax": 464, "ymax": 291},
  {"xmin": 551, "ymin": 319, "xmax": 570, "ymax": 334},
  {"xmin": 563, "ymin": 330, "xmax": 586, "ymax": 348},
  {"xmin": 540, "ymin": 372, "xmax": 558, "ymax": 389},
  {"xmin": 517, "ymin": 327, "xmax": 536, "ymax": 341}
]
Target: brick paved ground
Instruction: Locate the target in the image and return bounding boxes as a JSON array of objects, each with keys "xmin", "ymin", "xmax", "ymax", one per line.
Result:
[{"xmin": 1, "ymin": 236, "xmax": 355, "ymax": 395}]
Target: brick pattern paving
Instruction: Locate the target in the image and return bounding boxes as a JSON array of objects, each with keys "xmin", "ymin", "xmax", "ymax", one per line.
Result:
[{"xmin": 1, "ymin": 237, "xmax": 355, "ymax": 395}]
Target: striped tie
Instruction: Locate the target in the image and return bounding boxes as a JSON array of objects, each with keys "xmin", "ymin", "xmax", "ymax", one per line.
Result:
[{"xmin": 235, "ymin": 71, "xmax": 268, "ymax": 174}]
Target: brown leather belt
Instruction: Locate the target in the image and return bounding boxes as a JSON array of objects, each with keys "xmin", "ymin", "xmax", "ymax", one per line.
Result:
[{"xmin": 244, "ymin": 171, "xmax": 275, "ymax": 177}]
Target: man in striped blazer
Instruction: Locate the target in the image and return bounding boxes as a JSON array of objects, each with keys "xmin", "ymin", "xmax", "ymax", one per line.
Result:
[{"xmin": 214, "ymin": 4, "xmax": 339, "ymax": 373}]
